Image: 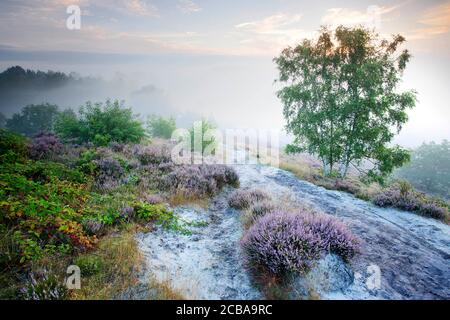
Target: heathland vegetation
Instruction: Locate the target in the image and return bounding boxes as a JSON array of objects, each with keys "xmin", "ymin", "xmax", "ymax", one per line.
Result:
[
  {"xmin": 0, "ymin": 102, "xmax": 238, "ymax": 299},
  {"xmin": 0, "ymin": 26, "xmax": 448, "ymax": 300}
]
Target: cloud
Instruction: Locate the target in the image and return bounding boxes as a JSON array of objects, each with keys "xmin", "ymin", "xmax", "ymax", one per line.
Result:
[
  {"xmin": 233, "ymin": 13, "xmax": 313, "ymax": 55},
  {"xmin": 124, "ymin": 0, "xmax": 158, "ymax": 16},
  {"xmin": 321, "ymin": 5, "xmax": 399, "ymax": 29},
  {"xmin": 409, "ymin": 2, "xmax": 450, "ymax": 40},
  {"xmin": 177, "ymin": 0, "xmax": 202, "ymax": 14},
  {"xmin": 235, "ymin": 13, "xmax": 303, "ymax": 34}
]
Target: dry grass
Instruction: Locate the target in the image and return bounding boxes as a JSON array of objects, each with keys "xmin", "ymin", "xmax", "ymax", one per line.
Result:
[
  {"xmin": 168, "ymin": 191, "xmax": 209, "ymax": 208},
  {"xmin": 70, "ymin": 227, "xmax": 143, "ymax": 300},
  {"xmin": 147, "ymin": 279, "xmax": 186, "ymax": 300},
  {"xmin": 279, "ymin": 152, "xmax": 381, "ymax": 201}
]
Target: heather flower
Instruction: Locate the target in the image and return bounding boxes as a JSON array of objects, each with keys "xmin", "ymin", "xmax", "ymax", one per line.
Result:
[
  {"xmin": 159, "ymin": 164, "xmax": 238, "ymax": 199},
  {"xmin": 109, "ymin": 141, "xmax": 125, "ymax": 153},
  {"xmin": 82, "ymin": 219, "xmax": 105, "ymax": 236},
  {"xmin": 119, "ymin": 206, "xmax": 135, "ymax": 222},
  {"xmin": 241, "ymin": 211, "xmax": 360, "ymax": 277},
  {"xmin": 95, "ymin": 157, "xmax": 124, "ymax": 178},
  {"xmin": 229, "ymin": 189, "xmax": 270, "ymax": 210},
  {"xmin": 374, "ymin": 183, "xmax": 449, "ymax": 221},
  {"xmin": 135, "ymin": 144, "xmax": 171, "ymax": 165},
  {"xmin": 28, "ymin": 132, "xmax": 63, "ymax": 160}
]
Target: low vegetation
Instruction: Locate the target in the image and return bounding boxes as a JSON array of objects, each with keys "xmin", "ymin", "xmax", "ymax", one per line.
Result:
[
  {"xmin": 147, "ymin": 115, "xmax": 176, "ymax": 139},
  {"xmin": 394, "ymin": 140, "xmax": 450, "ymax": 201},
  {"xmin": 55, "ymin": 100, "xmax": 146, "ymax": 146},
  {"xmin": 241, "ymin": 211, "xmax": 360, "ymax": 276},
  {"xmin": 280, "ymin": 152, "xmax": 449, "ymax": 223},
  {"xmin": 374, "ymin": 181, "xmax": 449, "ymax": 222},
  {"xmin": 0, "ymin": 101, "xmax": 239, "ymax": 300},
  {"xmin": 230, "ymin": 187, "xmax": 360, "ymax": 299}
]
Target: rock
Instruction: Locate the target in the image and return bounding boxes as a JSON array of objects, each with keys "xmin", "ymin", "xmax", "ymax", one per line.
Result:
[{"xmin": 289, "ymin": 254, "xmax": 354, "ymax": 299}]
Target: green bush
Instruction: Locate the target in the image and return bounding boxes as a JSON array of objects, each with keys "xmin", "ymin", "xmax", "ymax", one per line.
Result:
[
  {"xmin": 134, "ymin": 202, "xmax": 190, "ymax": 234},
  {"xmin": 0, "ymin": 129, "xmax": 28, "ymax": 163},
  {"xmin": 147, "ymin": 115, "xmax": 176, "ymax": 139},
  {"xmin": 55, "ymin": 100, "xmax": 146, "ymax": 146},
  {"xmin": 189, "ymin": 119, "xmax": 217, "ymax": 154},
  {"xmin": 75, "ymin": 254, "xmax": 104, "ymax": 276},
  {"xmin": 0, "ymin": 159, "xmax": 96, "ymax": 263},
  {"xmin": 6, "ymin": 104, "xmax": 60, "ymax": 137}
]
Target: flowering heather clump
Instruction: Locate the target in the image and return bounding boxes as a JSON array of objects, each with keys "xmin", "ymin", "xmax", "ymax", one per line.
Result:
[
  {"xmin": 119, "ymin": 206, "xmax": 135, "ymax": 222},
  {"xmin": 228, "ymin": 189, "xmax": 270, "ymax": 210},
  {"xmin": 374, "ymin": 183, "xmax": 449, "ymax": 221},
  {"xmin": 160, "ymin": 164, "xmax": 240, "ymax": 199},
  {"xmin": 28, "ymin": 132, "xmax": 63, "ymax": 160},
  {"xmin": 109, "ymin": 141, "xmax": 125, "ymax": 153},
  {"xmin": 135, "ymin": 144, "xmax": 172, "ymax": 165},
  {"xmin": 95, "ymin": 157, "xmax": 125, "ymax": 178},
  {"xmin": 241, "ymin": 211, "xmax": 360, "ymax": 277},
  {"xmin": 82, "ymin": 219, "xmax": 106, "ymax": 236},
  {"xmin": 93, "ymin": 157, "xmax": 125, "ymax": 191}
]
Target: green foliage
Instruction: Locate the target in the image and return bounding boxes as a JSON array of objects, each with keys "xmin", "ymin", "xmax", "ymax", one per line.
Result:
[
  {"xmin": 147, "ymin": 115, "xmax": 176, "ymax": 139},
  {"xmin": 275, "ymin": 26, "xmax": 416, "ymax": 183},
  {"xmin": 75, "ymin": 254, "xmax": 104, "ymax": 276},
  {"xmin": 6, "ymin": 104, "xmax": 60, "ymax": 137},
  {"xmin": 55, "ymin": 100, "xmax": 146, "ymax": 146},
  {"xmin": 394, "ymin": 140, "xmax": 450, "ymax": 200},
  {"xmin": 0, "ymin": 129, "xmax": 28, "ymax": 163},
  {"xmin": 189, "ymin": 119, "xmax": 218, "ymax": 154},
  {"xmin": 134, "ymin": 202, "xmax": 191, "ymax": 235},
  {"xmin": 23, "ymin": 272, "xmax": 68, "ymax": 300},
  {"xmin": 0, "ymin": 158, "xmax": 96, "ymax": 263}
]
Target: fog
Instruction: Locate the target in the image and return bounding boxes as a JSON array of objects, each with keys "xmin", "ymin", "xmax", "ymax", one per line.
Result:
[{"xmin": 0, "ymin": 49, "xmax": 448, "ymax": 148}]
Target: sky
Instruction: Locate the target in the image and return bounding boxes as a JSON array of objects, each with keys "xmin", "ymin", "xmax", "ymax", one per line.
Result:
[{"xmin": 0, "ymin": 0, "xmax": 449, "ymax": 147}]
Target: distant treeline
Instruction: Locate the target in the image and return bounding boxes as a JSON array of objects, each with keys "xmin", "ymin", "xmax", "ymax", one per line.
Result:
[
  {"xmin": 0, "ymin": 66, "xmax": 75, "ymax": 90},
  {"xmin": 0, "ymin": 66, "xmax": 106, "ymax": 116}
]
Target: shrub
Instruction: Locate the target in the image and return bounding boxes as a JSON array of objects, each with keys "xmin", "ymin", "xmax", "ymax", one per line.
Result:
[
  {"xmin": 134, "ymin": 202, "xmax": 189, "ymax": 234},
  {"xmin": 82, "ymin": 219, "xmax": 106, "ymax": 236},
  {"xmin": 135, "ymin": 144, "xmax": 172, "ymax": 165},
  {"xmin": 241, "ymin": 201, "xmax": 276, "ymax": 230},
  {"xmin": 95, "ymin": 157, "xmax": 125, "ymax": 179},
  {"xmin": 28, "ymin": 132, "xmax": 63, "ymax": 160},
  {"xmin": 75, "ymin": 255, "xmax": 104, "ymax": 276},
  {"xmin": 189, "ymin": 119, "xmax": 217, "ymax": 154},
  {"xmin": 6, "ymin": 104, "xmax": 60, "ymax": 137},
  {"xmin": 241, "ymin": 211, "xmax": 360, "ymax": 277},
  {"xmin": 55, "ymin": 100, "xmax": 146, "ymax": 146},
  {"xmin": 0, "ymin": 160, "xmax": 96, "ymax": 262},
  {"xmin": 374, "ymin": 182, "xmax": 449, "ymax": 221},
  {"xmin": 76, "ymin": 150, "xmax": 99, "ymax": 175},
  {"xmin": 93, "ymin": 157, "xmax": 126, "ymax": 191},
  {"xmin": 147, "ymin": 115, "xmax": 176, "ymax": 139},
  {"xmin": 161, "ymin": 164, "xmax": 239, "ymax": 199},
  {"xmin": 250, "ymin": 201, "xmax": 276, "ymax": 217},
  {"xmin": 22, "ymin": 270, "xmax": 68, "ymax": 300},
  {"xmin": 0, "ymin": 129, "xmax": 28, "ymax": 163},
  {"xmin": 228, "ymin": 189, "xmax": 270, "ymax": 210},
  {"xmin": 119, "ymin": 206, "xmax": 135, "ymax": 222}
]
